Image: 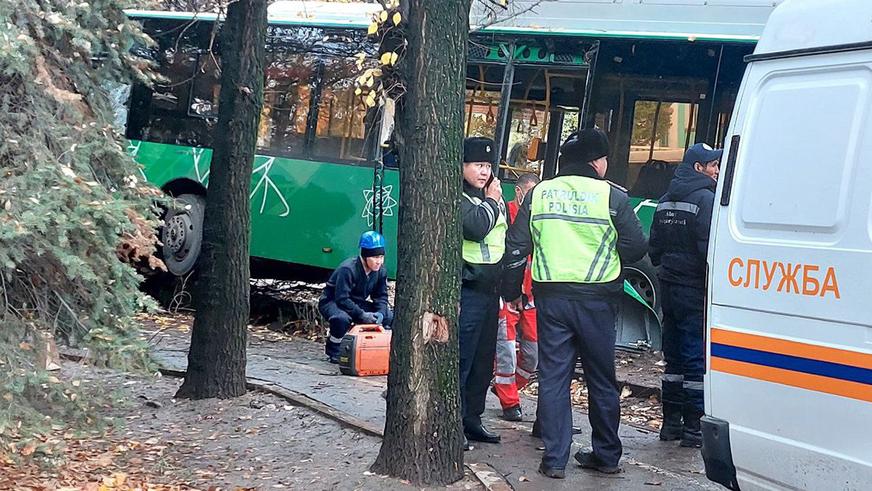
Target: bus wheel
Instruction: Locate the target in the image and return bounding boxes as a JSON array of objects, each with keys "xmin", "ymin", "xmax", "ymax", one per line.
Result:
[
  {"xmin": 161, "ymin": 193, "xmax": 205, "ymax": 276},
  {"xmin": 623, "ymin": 256, "xmax": 660, "ymax": 313}
]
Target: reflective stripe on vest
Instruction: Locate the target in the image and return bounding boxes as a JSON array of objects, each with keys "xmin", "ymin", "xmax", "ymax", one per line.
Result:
[
  {"xmin": 529, "ymin": 176, "xmax": 620, "ymax": 283},
  {"xmin": 462, "ymin": 193, "xmax": 507, "ymax": 265}
]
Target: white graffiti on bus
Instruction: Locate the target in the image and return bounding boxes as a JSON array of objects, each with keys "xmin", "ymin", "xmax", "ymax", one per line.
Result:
[
  {"xmin": 250, "ymin": 156, "xmax": 291, "ymax": 217},
  {"xmin": 192, "ymin": 148, "xmax": 209, "ymax": 183},
  {"xmin": 362, "ymin": 184, "xmax": 397, "ymax": 228},
  {"xmin": 126, "ymin": 141, "xmax": 147, "ymax": 181}
]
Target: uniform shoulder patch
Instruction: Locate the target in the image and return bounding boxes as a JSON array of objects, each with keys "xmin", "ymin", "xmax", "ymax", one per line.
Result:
[{"xmin": 606, "ymin": 179, "xmax": 628, "ymax": 193}]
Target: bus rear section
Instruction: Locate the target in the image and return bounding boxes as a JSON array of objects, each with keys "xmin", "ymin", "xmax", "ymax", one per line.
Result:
[{"xmin": 703, "ymin": 1, "xmax": 872, "ymax": 489}]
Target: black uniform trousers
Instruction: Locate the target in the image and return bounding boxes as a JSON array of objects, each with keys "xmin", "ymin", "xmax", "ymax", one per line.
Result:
[
  {"xmin": 458, "ymin": 285, "xmax": 500, "ymax": 429},
  {"xmin": 537, "ymin": 295, "xmax": 622, "ymax": 470},
  {"xmin": 660, "ymin": 281, "xmax": 705, "ymax": 419}
]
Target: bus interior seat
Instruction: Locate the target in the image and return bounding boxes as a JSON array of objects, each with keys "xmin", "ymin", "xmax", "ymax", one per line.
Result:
[{"xmin": 629, "ymin": 159, "xmax": 677, "ymax": 200}]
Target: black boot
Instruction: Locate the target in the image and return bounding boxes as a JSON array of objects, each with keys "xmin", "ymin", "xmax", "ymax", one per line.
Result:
[
  {"xmin": 502, "ymin": 405, "xmax": 523, "ymax": 422},
  {"xmin": 659, "ymin": 401, "xmax": 683, "ymax": 441},
  {"xmin": 465, "ymin": 423, "xmax": 501, "ymax": 444},
  {"xmin": 660, "ymin": 375, "xmax": 685, "ymax": 441},
  {"xmin": 680, "ymin": 407, "xmax": 703, "ymax": 448}
]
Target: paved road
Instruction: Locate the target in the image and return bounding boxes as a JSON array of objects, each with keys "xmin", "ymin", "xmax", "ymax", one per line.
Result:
[{"xmin": 146, "ymin": 324, "xmax": 718, "ymax": 490}]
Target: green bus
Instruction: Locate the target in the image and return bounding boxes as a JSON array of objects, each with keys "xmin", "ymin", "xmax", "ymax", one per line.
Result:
[{"xmin": 122, "ymin": 1, "xmax": 780, "ymax": 347}]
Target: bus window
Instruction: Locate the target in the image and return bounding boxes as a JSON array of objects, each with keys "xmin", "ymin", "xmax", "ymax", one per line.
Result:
[
  {"xmin": 465, "ymin": 89, "xmax": 500, "ymax": 139},
  {"xmin": 127, "ymin": 19, "xmax": 216, "ymax": 148},
  {"xmin": 190, "ymin": 54, "xmax": 221, "ymax": 119},
  {"xmin": 505, "ymin": 104, "xmax": 547, "ymax": 175},
  {"xmin": 627, "ymin": 100, "xmax": 698, "ymax": 198},
  {"xmin": 312, "ymin": 57, "xmax": 369, "ymax": 163},
  {"xmin": 258, "ymin": 53, "xmax": 315, "ymax": 157}
]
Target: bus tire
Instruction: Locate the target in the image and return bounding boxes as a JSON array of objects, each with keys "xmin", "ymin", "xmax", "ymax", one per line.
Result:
[
  {"xmin": 160, "ymin": 193, "xmax": 205, "ymax": 276},
  {"xmin": 622, "ymin": 255, "xmax": 660, "ymax": 314}
]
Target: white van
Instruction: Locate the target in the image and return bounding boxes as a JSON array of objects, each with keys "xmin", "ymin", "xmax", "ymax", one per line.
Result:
[{"xmin": 703, "ymin": 0, "xmax": 872, "ymax": 490}]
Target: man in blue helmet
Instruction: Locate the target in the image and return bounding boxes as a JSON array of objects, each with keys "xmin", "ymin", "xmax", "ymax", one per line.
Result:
[{"xmin": 318, "ymin": 231, "xmax": 393, "ymax": 364}]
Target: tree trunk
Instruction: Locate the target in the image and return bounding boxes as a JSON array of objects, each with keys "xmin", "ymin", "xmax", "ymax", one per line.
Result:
[
  {"xmin": 176, "ymin": 0, "xmax": 267, "ymax": 400},
  {"xmin": 370, "ymin": 0, "xmax": 471, "ymax": 485}
]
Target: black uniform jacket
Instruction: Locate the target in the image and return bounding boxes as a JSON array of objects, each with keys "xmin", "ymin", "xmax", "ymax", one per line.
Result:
[
  {"xmin": 461, "ymin": 180, "xmax": 504, "ymax": 292},
  {"xmin": 648, "ymin": 163, "xmax": 716, "ymax": 289},
  {"xmin": 318, "ymin": 257, "xmax": 390, "ymax": 321}
]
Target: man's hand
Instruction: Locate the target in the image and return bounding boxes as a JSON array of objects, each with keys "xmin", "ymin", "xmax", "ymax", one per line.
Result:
[
  {"xmin": 506, "ymin": 297, "xmax": 523, "ymax": 314},
  {"xmin": 360, "ymin": 312, "xmax": 380, "ymax": 324},
  {"xmin": 485, "ymin": 175, "xmax": 502, "ymax": 201}
]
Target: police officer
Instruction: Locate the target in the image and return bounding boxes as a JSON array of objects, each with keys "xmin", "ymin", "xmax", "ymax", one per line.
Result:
[
  {"xmin": 649, "ymin": 143, "xmax": 720, "ymax": 448},
  {"xmin": 318, "ymin": 231, "xmax": 393, "ymax": 364},
  {"xmin": 504, "ymin": 129, "xmax": 647, "ymax": 478},
  {"xmin": 459, "ymin": 137, "xmax": 506, "ymax": 446}
]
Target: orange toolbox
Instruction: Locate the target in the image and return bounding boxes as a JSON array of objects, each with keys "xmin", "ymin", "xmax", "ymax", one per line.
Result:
[{"xmin": 338, "ymin": 324, "xmax": 392, "ymax": 376}]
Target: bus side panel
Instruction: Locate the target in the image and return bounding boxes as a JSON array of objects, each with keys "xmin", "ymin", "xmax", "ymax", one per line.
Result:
[
  {"xmin": 133, "ymin": 140, "xmax": 399, "ymax": 277},
  {"xmin": 708, "ymin": 53, "xmax": 872, "ymax": 490},
  {"xmin": 133, "ymin": 141, "xmax": 210, "ymax": 189},
  {"xmin": 247, "ymin": 157, "xmax": 399, "ymax": 277}
]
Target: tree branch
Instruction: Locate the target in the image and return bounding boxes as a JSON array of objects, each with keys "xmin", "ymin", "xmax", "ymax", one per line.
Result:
[{"xmin": 471, "ymin": 0, "xmax": 543, "ymax": 32}]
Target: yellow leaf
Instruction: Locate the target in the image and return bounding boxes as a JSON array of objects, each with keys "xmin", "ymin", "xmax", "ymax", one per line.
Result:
[
  {"xmin": 379, "ymin": 10, "xmax": 388, "ymax": 22},
  {"xmin": 113, "ymin": 473, "xmax": 127, "ymax": 486},
  {"xmin": 365, "ymin": 92, "xmax": 377, "ymax": 107},
  {"xmin": 380, "ymin": 52, "xmax": 392, "ymax": 65},
  {"xmin": 392, "ymin": 12, "xmax": 402, "ymax": 25},
  {"xmin": 354, "ymin": 87, "xmax": 362, "ymax": 96},
  {"xmin": 390, "ymin": 52, "xmax": 399, "ymax": 65},
  {"xmin": 372, "ymin": 68, "xmax": 383, "ymax": 77},
  {"xmin": 367, "ymin": 22, "xmax": 378, "ymax": 35},
  {"xmin": 365, "ymin": 76, "xmax": 374, "ymax": 88}
]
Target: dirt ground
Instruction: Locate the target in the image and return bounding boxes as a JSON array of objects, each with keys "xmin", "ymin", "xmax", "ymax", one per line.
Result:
[{"xmin": 1, "ymin": 361, "xmax": 481, "ymax": 491}]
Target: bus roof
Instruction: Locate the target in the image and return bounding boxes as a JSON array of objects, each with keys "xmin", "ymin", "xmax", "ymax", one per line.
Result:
[
  {"xmin": 127, "ymin": 0, "xmax": 785, "ymax": 43},
  {"xmin": 755, "ymin": 0, "xmax": 872, "ymax": 55}
]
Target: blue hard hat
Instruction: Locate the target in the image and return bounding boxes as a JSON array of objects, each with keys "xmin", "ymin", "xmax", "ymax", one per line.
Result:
[{"xmin": 359, "ymin": 230, "xmax": 386, "ymax": 250}]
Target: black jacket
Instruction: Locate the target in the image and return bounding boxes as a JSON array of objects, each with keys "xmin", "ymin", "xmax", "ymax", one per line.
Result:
[
  {"xmin": 461, "ymin": 181, "xmax": 504, "ymax": 292},
  {"xmin": 648, "ymin": 163, "xmax": 716, "ymax": 288},
  {"xmin": 503, "ymin": 163, "xmax": 648, "ymax": 300},
  {"xmin": 318, "ymin": 257, "xmax": 390, "ymax": 320}
]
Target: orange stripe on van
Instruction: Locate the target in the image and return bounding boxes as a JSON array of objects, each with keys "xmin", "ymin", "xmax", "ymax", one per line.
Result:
[
  {"xmin": 710, "ymin": 357, "xmax": 872, "ymax": 403},
  {"xmin": 711, "ymin": 328, "xmax": 872, "ymax": 371}
]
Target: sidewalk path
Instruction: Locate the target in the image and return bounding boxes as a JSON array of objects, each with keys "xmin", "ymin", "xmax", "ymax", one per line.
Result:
[{"xmin": 144, "ymin": 321, "xmax": 717, "ymax": 491}]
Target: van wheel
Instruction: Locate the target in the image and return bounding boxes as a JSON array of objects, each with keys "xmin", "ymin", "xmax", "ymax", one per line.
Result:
[
  {"xmin": 623, "ymin": 256, "xmax": 660, "ymax": 312},
  {"xmin": 161, "ymin": 193, "xmax": 205, "ymax": 276}
]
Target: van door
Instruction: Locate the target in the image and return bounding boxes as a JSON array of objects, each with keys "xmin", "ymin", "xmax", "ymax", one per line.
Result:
[{"xmin": 708, "ymin": 50, "xmax": 872, "ymax": 489}]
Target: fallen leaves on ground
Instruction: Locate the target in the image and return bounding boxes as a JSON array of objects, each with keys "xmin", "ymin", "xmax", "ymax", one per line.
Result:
[{"xmin": 522, "ymin": 379, "xmax": 662, "ymax": 431}]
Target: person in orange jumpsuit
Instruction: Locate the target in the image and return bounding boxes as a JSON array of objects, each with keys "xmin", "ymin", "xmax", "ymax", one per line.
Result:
[{"xmin": 493, "ymin": 172, "xmax": 540, "ymax": 421}]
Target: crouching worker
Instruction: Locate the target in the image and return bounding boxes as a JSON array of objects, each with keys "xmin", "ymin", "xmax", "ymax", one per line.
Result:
[{"xmin": 319, "ymin": 231, "xmax": 393, "ymax": 364}]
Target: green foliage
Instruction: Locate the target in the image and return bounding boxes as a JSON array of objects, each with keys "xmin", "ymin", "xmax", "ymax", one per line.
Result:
[
  {"xmin": 0, "ymin": 0, "xmax": 160, "ymax": 456},
  {"xmin": 631, "ymin": 101, "xmax": 674, "ymax": 147}
]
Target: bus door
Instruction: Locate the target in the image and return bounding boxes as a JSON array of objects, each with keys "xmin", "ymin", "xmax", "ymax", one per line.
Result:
[
  {"xmin": 586, "ymin": 40, "xmax": 750, "ymax": 209},
  {"xmin": 465, "ymin": 38, "xmax": 595, "ymax": 196}
]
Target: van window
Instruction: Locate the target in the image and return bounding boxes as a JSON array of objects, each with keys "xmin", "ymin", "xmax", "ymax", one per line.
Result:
[{"xmin": 737, "ymin": 67, "xmax": 871, "ymax": 239}]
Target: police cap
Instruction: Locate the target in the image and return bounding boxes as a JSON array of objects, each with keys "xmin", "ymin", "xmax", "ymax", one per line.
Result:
[
  {"xmin": 463, "ymin": 137, "xmax": 496, "ymax": 164},
  {"xmin": 559, "ymin": 128, "xmax": 610, "ymax": 165}
]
